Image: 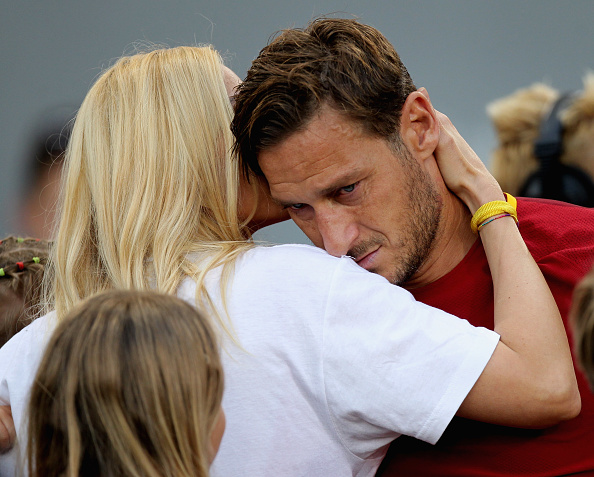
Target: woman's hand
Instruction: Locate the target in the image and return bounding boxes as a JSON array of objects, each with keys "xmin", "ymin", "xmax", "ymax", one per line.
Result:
[
  {"xmin": 239, "ymin": 173, "xmax": 289, "ymax": 234},
  {"xmin": 0, "ymin": 405, "xmax": 15, "ymax": 454},
  {"xmin": 433, "ymin": 109, "xmax": 503, "ymax": 214}
]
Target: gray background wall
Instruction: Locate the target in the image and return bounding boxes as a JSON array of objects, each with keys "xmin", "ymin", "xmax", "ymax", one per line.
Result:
[{"xmin": 1, "ymin": 0, "xmax": 593, "ymax": 244}]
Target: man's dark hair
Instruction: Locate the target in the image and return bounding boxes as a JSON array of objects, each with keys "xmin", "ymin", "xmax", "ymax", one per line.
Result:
[{"xmin": 232, "ymin": 17, "xmax": 417, "ymax": 176}]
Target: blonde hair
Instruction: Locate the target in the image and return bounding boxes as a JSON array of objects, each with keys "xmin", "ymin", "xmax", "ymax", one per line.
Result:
[
  {"xmin": 571, "ymin": 265, "xmax": 594, "ymax": 392},
  {"xmin": 487, "ymin": 72, "xmax": 594, "ymax": 195},
  {"xmin": 27, "ymin": 289, "xmax": 223, "ymax": 477},
  {"xmin": 44, "ymin": 46, "xmax": 254, "ymax": 325}
]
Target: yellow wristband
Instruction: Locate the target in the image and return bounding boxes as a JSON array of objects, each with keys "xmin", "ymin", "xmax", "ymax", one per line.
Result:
[
  {"xmin": 470, "ymin": 193, "xmax": 518, "ymax": 234},
  {"xmin": 503, "ymin": 192, "xmax": 517, "ymax": 209}
]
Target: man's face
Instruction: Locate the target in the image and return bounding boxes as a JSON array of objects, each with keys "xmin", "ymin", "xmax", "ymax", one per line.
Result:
[{"xmin": 258, "ymin": 106, "xmax": 442, "ymax": 285}]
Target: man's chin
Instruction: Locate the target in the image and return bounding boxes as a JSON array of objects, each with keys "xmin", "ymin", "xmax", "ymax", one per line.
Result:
[{"xmin": 391, "ymin": 262, "xmax": 421, "ymax": 287}]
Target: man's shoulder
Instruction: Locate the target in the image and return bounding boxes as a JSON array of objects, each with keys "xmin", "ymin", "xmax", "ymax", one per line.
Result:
[
  {"xmin": 518, "ymin": 196, "xmax": 594, "ymax": 217},
  {"xmin": 515, "ymin": 198, "xmax": 594, "ymax": 285},
  {"xmin": 518, "ymin": 197, "xmax": 594, "ymax": 226},
  {"xmin": 518, "ymin": 198, "xmax": 594, "ymax": 250}
]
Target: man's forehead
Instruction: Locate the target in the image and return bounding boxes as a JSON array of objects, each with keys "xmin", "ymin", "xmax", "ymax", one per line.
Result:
[
  {"xmin": 258, "ymin": 104, "xmax": 393, "ymax": 200},
  {"xmin": 259, "ymin": 136, "xmax": 342, "ymax": 182},
  {"xmin": 303, "ymin": 104, "xmax": 363, "ymax": 138},
  {"xmin": 264, "ymin": 107, "xmax": 361, "ymax": 162}
]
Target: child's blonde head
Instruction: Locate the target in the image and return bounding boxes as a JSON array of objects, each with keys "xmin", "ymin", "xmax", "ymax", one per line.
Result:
[{"xmin": 27, "ymin": 289, "xmax": 224, "ymax": 477}]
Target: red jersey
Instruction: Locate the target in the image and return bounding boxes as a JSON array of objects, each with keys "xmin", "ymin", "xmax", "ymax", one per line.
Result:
[{"xmin": 378, "ymin": 198, "xmax": 594, "ymax": 477}]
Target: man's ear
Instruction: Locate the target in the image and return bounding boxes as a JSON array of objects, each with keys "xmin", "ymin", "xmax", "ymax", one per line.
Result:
[{"xmin": 399, "ymin": 88, "xmax": 439, "ymax": 160}]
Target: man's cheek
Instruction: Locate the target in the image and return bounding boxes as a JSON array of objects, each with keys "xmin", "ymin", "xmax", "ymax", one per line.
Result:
[{"xmin": 292, "ymin": 217, "xmax": 324, "ymax": 249}]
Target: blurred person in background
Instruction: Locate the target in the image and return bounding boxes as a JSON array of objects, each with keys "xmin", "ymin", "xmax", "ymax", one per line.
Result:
[
  {"xmin": 17, "ymin": 109, "xmax": 73, "ymax": 238},
  {"xmin": 488, "ymin": 74, "xmax": 594, "ymax": 207}
]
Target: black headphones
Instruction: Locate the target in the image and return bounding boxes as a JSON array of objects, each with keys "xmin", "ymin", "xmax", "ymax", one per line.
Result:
[{"xmin": 519, "ymin": 92, "xmax": 594, "ymax": 207}]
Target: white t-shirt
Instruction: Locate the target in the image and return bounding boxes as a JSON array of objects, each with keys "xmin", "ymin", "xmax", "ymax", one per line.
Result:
[{"xmin": 0, "ymin": 244, "xmax": 499, "ymax": 477}]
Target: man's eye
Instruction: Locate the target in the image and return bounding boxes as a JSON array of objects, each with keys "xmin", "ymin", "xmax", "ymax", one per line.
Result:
[
  {"xmin": 289, "ymin": 203, "xmax": 306, "ymax": 210},
  {"xmin": 340, "ymin": 183, "xmax": 357, "ymax": 194}
]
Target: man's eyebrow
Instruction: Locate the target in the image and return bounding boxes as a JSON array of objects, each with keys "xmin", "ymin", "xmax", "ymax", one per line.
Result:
[
  {"xmin": 272, "ymin": 197, "xmax": 294, "ymax": 208},
  {"xmin": 265, "ymin": 190, "xmax": 297, "ymax": 208},
  {"xmin": 318, "ymin": 170, "xmax": 364, "ymax": 197},
  {"xmin": 271, "ymin": 169, "xmax": 365, "ymax": 208}
]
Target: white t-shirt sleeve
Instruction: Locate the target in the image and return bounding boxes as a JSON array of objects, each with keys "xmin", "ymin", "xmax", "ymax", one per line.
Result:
[{"xmin": 322, "ymin": 258, "xmax": 499, "ymax": 459}]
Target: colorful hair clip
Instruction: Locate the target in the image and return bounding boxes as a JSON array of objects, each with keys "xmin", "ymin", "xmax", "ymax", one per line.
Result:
[
  {"xmin": 17, "ymin": 238, "xmax": 24, "ymax": 243},
  {"xmin": 0, "ymin": 268, "xmax": 4, "ymax": 277},
  {"xmin": 33, "ymin": 257, "xmax": 40, "ymax": 264},
  {"xmin": 17, "ymin": 262, "xmax": 24, "ymax": 271}
]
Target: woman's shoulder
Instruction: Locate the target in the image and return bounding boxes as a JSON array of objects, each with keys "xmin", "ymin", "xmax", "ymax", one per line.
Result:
[
  {"xmin": 236, "ymin": 244, "xmax": 352, "ymax": 279},
  {"xmin": 181, "ymin": 243, "xmax": 396, "ymax": 307},
  {"xmin": 180, "ymin": 244, "xmax": 355, "ymax": 302},
  {"xmin": 245, "ymin": 243, "xmax": 340, "ymax": 265}
]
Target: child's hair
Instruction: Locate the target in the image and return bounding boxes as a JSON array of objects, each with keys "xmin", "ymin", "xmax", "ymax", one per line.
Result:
[
  {"xmin": 26, "ymin": 289, "xmax": 224, "ymax": 477},
  {"xmin": 0, "ymin": 236, "xmax": 51, "ymax": 346},
  {"xmin": 571, "ymin": 264, "xmax": 594, "ymax": 392}
]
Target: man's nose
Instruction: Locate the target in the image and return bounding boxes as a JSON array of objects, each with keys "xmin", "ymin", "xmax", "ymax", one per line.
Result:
[{"xmin": 316, "ymin": 207, "xmax": 359, "ymax": 258}]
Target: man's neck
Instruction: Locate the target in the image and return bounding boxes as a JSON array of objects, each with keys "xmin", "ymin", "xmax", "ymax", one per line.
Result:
[{"xmin": 403, "ymin": 192, "xmax": 477, "ymax": 290}]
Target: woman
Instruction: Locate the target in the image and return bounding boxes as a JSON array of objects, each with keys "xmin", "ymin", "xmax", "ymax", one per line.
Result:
[{"xmin": 0, "ymin": 46, "xmax": 578, "ymax": 476}]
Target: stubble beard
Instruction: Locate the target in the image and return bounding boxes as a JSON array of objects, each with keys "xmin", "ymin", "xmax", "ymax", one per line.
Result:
[
  {"xmin": 390, "ymin": 155, "xmax": 442, "ymax": 286},
  {"xmin": 393, "ymin": 177, "xmax": 441, "ymax": 285},
  {"xmin": 345, "ymin": 157, "xmax": 442, "ymax": 286}
]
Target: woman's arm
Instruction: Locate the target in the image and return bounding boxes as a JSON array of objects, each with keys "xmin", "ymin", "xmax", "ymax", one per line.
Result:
[{"xmin": 436, "ymin": 111, "xmax": 581, "ymax": 427}]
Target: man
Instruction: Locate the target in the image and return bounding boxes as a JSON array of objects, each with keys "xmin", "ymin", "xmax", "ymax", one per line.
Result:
[{"xmin": 232, "ymin": 18, "xmax": 594, "ymax": 476}]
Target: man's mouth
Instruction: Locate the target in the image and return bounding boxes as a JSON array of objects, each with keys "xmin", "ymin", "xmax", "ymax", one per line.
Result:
[{"xmin": 354, "ymin": 247, "xmax": 380, "ymax": 270}]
